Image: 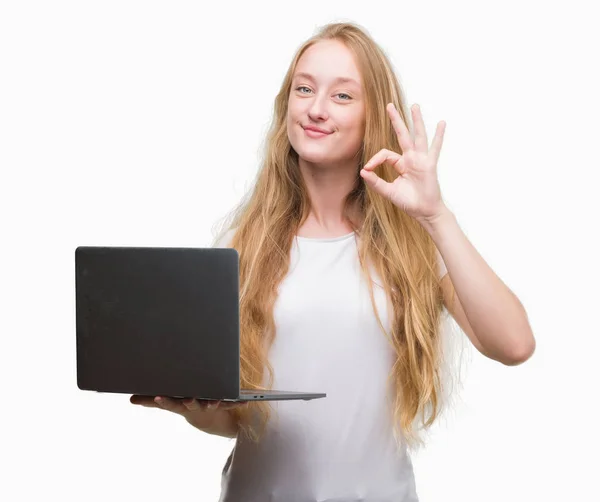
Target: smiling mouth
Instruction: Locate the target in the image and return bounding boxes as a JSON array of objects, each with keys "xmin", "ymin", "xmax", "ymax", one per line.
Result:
[{"xmin": 302, "ymin": 126, "xmax": 333, "ymax": 138}]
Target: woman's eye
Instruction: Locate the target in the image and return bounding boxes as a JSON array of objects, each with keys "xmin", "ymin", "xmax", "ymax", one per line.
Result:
[{"xmin": 295, "ymin": 86, "xmax": 351, "ymax": 101}]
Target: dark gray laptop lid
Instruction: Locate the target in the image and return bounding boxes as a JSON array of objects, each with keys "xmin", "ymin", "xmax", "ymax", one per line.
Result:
[{"xmin": 75, "ymin": 246, "xmax": 242, "ymax": 399}]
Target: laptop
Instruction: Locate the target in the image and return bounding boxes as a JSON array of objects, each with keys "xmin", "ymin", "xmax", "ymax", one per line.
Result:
[{"xmin": 75, "ymin": 246, "xmax": 326, "ymax": 402}]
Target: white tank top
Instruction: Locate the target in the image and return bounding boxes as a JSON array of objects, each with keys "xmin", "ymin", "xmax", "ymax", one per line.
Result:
[{"xmin": 216, "ymin": 229, "xmax": 447, "ymax": 501}]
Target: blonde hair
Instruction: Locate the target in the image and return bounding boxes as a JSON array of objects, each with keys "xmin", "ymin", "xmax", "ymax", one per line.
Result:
[{"xmin": 213, "ymin": 21, "xmax": 460, "ymax": 450}]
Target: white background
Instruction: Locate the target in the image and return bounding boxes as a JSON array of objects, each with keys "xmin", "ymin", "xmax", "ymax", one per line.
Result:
[{"xmin": 1, "ymin": 1, "xmax": 598, "ymax": 500}]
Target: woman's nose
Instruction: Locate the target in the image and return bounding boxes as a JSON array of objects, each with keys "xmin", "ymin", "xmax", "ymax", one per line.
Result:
[{"xmin": 307, "ymin": 95, "xmax": 329, "ymax": 122}]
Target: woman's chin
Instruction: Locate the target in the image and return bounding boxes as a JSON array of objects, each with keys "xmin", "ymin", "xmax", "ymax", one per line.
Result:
[{"xmin": 295, "ymin": 147, "xmax": 332, "ymax": 165}]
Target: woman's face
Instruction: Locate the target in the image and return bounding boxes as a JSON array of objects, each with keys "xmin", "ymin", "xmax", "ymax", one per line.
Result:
[{"xmin": 287, "ymin": 40, "xmax": 366, "ymax": 167}]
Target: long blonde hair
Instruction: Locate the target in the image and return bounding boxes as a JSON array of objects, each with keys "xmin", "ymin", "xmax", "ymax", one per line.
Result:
[{"xmin": 213, "ymin": 21, "xmax": 459, "ymax": 449}]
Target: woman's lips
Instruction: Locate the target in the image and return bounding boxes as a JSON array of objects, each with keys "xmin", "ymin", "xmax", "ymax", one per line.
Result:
[{"xmin": 303, "ymin": 127, "xmax": 332, "ymax": 139}]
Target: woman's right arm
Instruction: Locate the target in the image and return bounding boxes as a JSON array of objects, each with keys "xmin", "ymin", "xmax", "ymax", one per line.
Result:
[
  {"xmin": 130, "ymin": 395, "xmax": 241, "ymax": 438},
  {"xmin": 188, "ymin": 406, "xmax": 239, "ymax": 438}
]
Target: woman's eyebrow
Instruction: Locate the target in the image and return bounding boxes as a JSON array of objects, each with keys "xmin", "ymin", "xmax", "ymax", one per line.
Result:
[{"xmin": 293, "ymin": 72, "xmax": 360, "ymax": 88}]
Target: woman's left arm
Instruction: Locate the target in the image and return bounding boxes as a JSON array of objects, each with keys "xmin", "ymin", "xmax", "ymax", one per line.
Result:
[
  {"xmin": 360, "ymin": 102, "xmax": 535, "ymax": 365},
  {"xmin": 422, "ymin": 208, "xmax": 536, "ymax": 366}
]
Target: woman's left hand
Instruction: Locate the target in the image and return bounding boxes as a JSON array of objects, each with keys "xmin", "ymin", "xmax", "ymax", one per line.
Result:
[{"xmin": 360, "ymin": 103, "xmax": 448, "ymax": 224}]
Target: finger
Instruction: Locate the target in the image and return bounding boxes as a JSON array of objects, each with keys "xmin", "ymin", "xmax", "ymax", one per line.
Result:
[
  {"xmin": 363, "ymin": 149, "xmax": 405, "ymax": 176},
  {"xmin": 411, "ymin": 104, "xmax": 429, "ymax": 153},
  {"xmin": 186, "ymin": 399, "xmax": 221, "ymax": 412},
  {"xmin": 130, "ymin": 395, "xmax": 162, "ymax": 407},
  {"xmin": 429, "ymin": 120, "xmax": 446, "ymax": 164},
  {"xmin": 154, "ymin": 396, "xmax": 187, "ymax": 414},
  {"xmin": 387, "ymin": 103, "xmax": 413, "ymax": 154},
  {"xmin": 360, "ymin": 169, "xmax": 394, "ymax": 201},
  {"xmin": 183, "ymin": 399, "xmax": 236, "ymax": 412},
  {"xmin": 182, "ymin": 398, "xmax": 206, "ymax": 411}
]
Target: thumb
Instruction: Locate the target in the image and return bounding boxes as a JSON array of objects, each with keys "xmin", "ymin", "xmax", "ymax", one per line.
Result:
[{"xmin": 360, "ymin": 169, "xmax": 393, "ymax": 200}]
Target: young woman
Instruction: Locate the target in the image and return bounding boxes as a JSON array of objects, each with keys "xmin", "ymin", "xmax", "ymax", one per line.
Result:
[{"xmin": 131, "ymin": 21, "xmax": 535, "ymax": 501}]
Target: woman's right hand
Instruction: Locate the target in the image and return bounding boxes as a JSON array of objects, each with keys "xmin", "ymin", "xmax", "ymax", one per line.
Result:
[{"xmin": 130, "ymin": 394, "xmax": 245, "ymax": 432}]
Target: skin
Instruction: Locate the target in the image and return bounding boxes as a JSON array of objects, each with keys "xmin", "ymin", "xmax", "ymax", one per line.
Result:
[
  {"xmin": 287, "ymin": 39, "xmax": 366, "ymax": 238},
  {"xmin": 130, "ymin": 394, "xmax": 243, "ymax": 437},
  {"xmin": 129, "ymin": 40, "xmax": 369, "ymax": 430},
  {"xmin": 289, "ymin": 39, "xmax": 535, "ymax": 363},
  {"xmin": 132, "ymin": 37, "xmax": 533, "ymax": 434}
]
